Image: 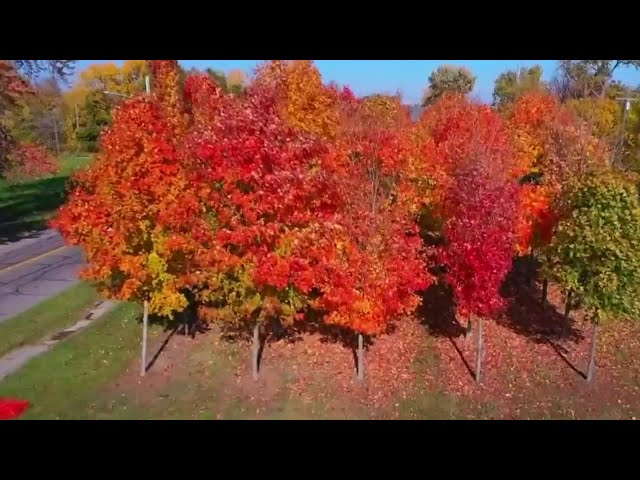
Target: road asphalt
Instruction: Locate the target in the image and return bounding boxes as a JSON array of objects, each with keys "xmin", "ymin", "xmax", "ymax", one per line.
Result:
[{"xmin": 0, "ymin": 230, "xmax": 83, "ymax": 323}]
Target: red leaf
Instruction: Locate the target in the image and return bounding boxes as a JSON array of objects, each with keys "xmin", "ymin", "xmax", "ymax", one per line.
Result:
[{"xmin": 0, "ymin": 398, "xmax": 30, "ymax": 420}]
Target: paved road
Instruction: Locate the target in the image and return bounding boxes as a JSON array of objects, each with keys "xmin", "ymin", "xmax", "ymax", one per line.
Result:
[{"xmin": 0, "ymin": 230, "xmax": 84, "ymax": 323}]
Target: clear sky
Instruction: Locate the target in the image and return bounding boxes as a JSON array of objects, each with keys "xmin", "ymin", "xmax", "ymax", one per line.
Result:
[{"xmin": 76, "ymin": 60, "xmax": 640, "ymax": 105}]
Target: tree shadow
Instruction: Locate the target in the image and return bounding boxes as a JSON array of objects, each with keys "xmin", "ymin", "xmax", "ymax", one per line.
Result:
[
  {"xmin": 175, "ymin": 297, "xmax": 210, "ymax": 338},
  {"xmin": 416, "ymin": 280, "xmax": 465, "ymax": 339},
  {"xmin": 499, "ymin": 255, "xmax": 583, "ymax": 343},
  {"xmin": 145, "ymin": 323, "xmax": 179, "ymax": 373},
  {"xmin": 449, "ymin": 337, "xmax": 475, "ymax": 379},
  {"xmin": 139, "ymin": 301, "xmax": 211, "ymax": 374},
  {"xmin": 274, "ymin": 314, "xmax": 384, "ymax": 373},
  {"xmin": 499, "ymin": 255, "xmax": 585, "ymax": 375},
  {"xmin": 547, "ymin": 339, "xmax": 587, "ymax": 379},
  {"xmin": 416, "ymin": 280, "xmax": 475, "ymax": 380},
  {"xmin": 0, "ymin": 175, "xmax": 72, "ymax": 243},
  {"xmin": 212, "ymin": 309, "xmax": 380, "ymax": 375}
]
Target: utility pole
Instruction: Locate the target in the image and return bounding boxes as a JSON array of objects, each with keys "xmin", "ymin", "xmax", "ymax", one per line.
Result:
[
  {"xmin": 52, "ymin": 114, "xmax": 60, "ymax": 157},
  {"xmin": 613, "ymin": 96, "xmax": 639, "ymax": 168},
  {"xmin": 74, "ymin": 103, "xmax": 81, "ymax": 153}
]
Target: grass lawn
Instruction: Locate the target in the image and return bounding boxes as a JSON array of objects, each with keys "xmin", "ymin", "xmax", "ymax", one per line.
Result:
[
  {"xmin": 0, "ymin": 154, "xmax": 92, "ymax": 243},
  {"xmin": 58, "ymin": 154, "xmax": 92, "ymax": 177},
  {"xmin": 2, "ymin": 275, "xmax": 639, "ymax": 420},
  {"xmin": 0, "ymin": 303, "xmax": 485, "ymax": 420},
  {"xmin": 0, "ymin": 302, "xmax": 160, "ymax": 420},
  {"xmin": 0, "ymin": 282, "xmax": 100, "ymax": 358}
]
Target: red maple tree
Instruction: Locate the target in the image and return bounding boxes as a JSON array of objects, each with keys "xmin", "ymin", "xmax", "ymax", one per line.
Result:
[{"xmin": 422, "ymin": 95, "xmax": 520, "ymax": 382}]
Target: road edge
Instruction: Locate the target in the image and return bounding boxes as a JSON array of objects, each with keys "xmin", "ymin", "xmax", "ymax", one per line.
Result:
[{"xmin": 0, "ymin": 229, "xmax": 66, "ymax": 271}]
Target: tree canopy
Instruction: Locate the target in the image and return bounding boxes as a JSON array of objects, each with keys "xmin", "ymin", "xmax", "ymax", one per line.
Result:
[{"xmin": 422, "ymin": 65, "xmax": 476, "ymax": 106}]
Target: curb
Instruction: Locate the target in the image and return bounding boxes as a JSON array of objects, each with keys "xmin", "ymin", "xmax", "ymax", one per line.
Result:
[{"xmin": 0, "ymin": 299, "xmax": 120, "ymax": 382}]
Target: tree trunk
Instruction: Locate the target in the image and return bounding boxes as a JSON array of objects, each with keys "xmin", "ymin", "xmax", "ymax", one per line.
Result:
[
  {"xmin": 475, "ymin": 317, "xmax": 484, "ymax": 383},
  {"xmin": 140, "ymin": 300, "xmax": 149, "ymax": 377},
  {"xmin": 564, "ymin": 290, "xmax": 573, "ymax": 320},
  {"xmin": 464, "ymin": 317, "xmax": 473, "ymax": 342},
  {"xmin": 586, "ymin": 322, "xmax": 598, "ymax": 383},
  {"xmin": 562, "ymin": 290, "xmax": 573, "ymax": 337},
  {"xmin": 183, "ymin": 313, "xmax": 189, "ymax": 336},
  {"xmin": 252, "ymin": 323, "xmax": 260, "ymax": 381},
  {"xmin": 541, "ymin": 279, "xmax": 548, "ymax": 304},
  {"xmin": 357, "ymin": 333, "xmax": 364, "ymax": 381}
]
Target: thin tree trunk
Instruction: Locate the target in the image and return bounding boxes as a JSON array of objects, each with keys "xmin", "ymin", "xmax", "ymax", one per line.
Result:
[
  {"xmin": 140, "ymin": 300, "xmax": 149, "ymax": 377},
  {"xmin": 357, "ymin": 333, "xmax": 364, "ymax": 381},
  {"xmin": 586, "ymin": 322, "xmax": 598, "ymax": 383},
  {"xmin": 252, "ymin": 323, "xmax": 260, "ymax": 381},
  {"xmin": 541, "ymin": 279, "xmax": 548, "ymax": 304},
  {"xmin": 475, "ymin": 317, "xmax": 484, "ymax": 383},
  {"xmin": 562, "ymin": 290, "xmax": 573, "ymax": 337},
  {"xmin": 564, "ymin": 290, "xmax": 573, "ymax": 320},
  {"xmin": 464, "ymin": 317, "xmax": 473, "ymax": 342}
]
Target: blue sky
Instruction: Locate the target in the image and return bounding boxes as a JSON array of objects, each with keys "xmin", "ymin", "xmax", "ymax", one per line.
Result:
[{"xmin": 77, "ymin": 60, "xmax": 640, "ymax": 105}]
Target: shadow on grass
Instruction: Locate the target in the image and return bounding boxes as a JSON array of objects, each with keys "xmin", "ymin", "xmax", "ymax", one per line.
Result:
[
  {"xmin": 547, "ymin": 340, "xmax": 587, "ymax": 379},
  {"xmin": 145, "ymin": 323, "xmax": 179, "ymax": 373},
  {"xmin": 416, "ymin": 257, "xmax": 588, "ymax": 381},
  {"xmin": 416, "ymin": 280, "xmax": 475, "ymax": 380},
  {"xmin": 140, "ymin": 303, "xmax": 212, "ymax": 374},
  {"xmin": 212, "ymin": 308, "xmax": 384, "ymax": 375},
  {"xmin": 0, "ymin": 175, "xmax": 72, "ymax": 244},
  {"xmin": 498, "ymin": 255, "xmax": 583, "ymax": 343},
  {"xmin": 499, "ymin": 255, "xmax": 585, "ymax": 376},
  {"xmin": 417, "ymin": 281, "xmax": 464, "ymax": 338}
]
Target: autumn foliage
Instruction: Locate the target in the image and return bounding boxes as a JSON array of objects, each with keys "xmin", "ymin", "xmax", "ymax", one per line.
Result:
[
  {"xmin": 3, "ymin": 142, "xmax": 57, "ymax": 182},
  {"xmin": 53, "ymin": 59, "xmax": 631, "ymax": 387},
  {"xmin": 253, "ymin": 60, "xmax": 340, "ymax": 139},
  {"xmin": 506, "ymin": 92, "xmax": 610, "ymax": 255},
  {"xmin": 53, "ymin": 95, "xmax": 205, "ymax": 317},
  {"xmin": 315, "ymin": 90, "xmax": 431, "ymax": 334},
  {"xmin": 421, "ymin": 96, "xmax": 519, "ymax": 319},
  {"xmin": 150, "ymin": 60, "xmax": 188, "ymax": 136},
  {"xmin": 54, "ymin": 60, "xmax": 430, "ymax": 339},
  {"xmin": 185, "ymin": 73, "xmax": 338, "ymax": 329}
]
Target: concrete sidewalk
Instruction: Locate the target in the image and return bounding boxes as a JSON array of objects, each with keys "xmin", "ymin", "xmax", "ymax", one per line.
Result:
[{"xmin": 0, "ymin": 299, "xmax": 118, "ymax": 382}]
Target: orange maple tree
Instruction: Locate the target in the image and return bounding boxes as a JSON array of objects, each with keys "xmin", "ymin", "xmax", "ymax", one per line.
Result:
[
  {"xmin": 506, "ymin": 91, "xmax": 610, "ymax": 255},
  {"xmin": 149, "ymin": 60, "xmax": 188, "ymax": 136},
  {"xmin": 312, "ymin": 90, "xmax": 432, "ymax": 337},
  {"xmin": 52, "ymin": 95, "xmax": 206, "ymax": 317},
  {"xmin": 253, "ymin": 60, "xmax": 340, "ymax": 139}
]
